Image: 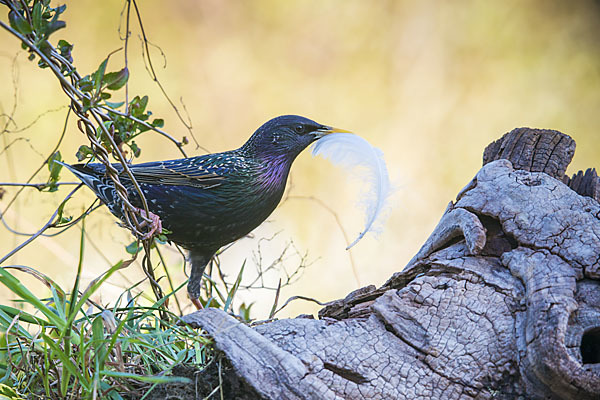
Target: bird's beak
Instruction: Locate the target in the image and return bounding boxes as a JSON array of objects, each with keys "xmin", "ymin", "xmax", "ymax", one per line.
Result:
[{"xmin": 314, "ymin": 126, "xmax": 352, "ymax": 139}]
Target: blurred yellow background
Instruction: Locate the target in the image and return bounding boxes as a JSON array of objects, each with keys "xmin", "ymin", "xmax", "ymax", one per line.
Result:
[{"xmin": 1, "ymin": 0, "xmax": 599, "ymax": 318}]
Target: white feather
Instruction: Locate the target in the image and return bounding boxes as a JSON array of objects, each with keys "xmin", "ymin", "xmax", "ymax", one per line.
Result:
[{"xmin": 311, "ymin": 132, "xmax": 391, "ymax": 249}]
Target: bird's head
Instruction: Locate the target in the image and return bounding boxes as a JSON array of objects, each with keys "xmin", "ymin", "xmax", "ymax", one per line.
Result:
[{"xmin": 241, "ymin": 115, "xmax": 349, "ymax": 162}]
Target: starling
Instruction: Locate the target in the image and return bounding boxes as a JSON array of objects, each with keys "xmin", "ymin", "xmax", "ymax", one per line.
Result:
[{"xmin": 61, "ymin": 115, "xmax": 346, "ymax": 306}]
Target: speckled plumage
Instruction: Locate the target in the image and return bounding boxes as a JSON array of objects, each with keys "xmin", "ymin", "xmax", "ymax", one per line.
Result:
[{"xmin": 62, "ymin": 115, "xmax": 339, "ymax": 300}]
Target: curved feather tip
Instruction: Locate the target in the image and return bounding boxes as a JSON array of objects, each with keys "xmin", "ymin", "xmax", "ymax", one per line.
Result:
[{"xmin": 311, "ymin": 132, "xmax": 391, "ymax": 249}]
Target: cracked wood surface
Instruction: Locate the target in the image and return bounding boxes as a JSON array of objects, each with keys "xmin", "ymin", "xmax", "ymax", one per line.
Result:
[{"xmin": 179, "ymin": 127, "xmax": 600, "ymax": 400}]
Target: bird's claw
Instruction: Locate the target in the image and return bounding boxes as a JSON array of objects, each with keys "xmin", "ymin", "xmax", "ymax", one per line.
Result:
[{"xmin": 134, "ymin": 207, "xmax": 163, "ymax": 240}]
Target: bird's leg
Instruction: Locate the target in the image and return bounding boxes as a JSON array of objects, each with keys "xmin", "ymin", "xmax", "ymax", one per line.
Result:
[
  {"xmin": 133, "ymin": 207, "xmax": 163, "ymax": 240},
  {"xmin": 187, "ymin": 249, "xmax": 214, "ymax": 310},
  {"xmin": 190, "ymin": 297, "xmax": 204, "ymax": 310}
]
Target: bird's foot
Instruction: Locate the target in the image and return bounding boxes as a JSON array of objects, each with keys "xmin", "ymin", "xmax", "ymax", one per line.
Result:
[
  {"xmin": 134, "ymin": 207, "xmax": 163, "ymax": 240},
  {"xmin": 191, "ymin": 297, "xmax": 204, "ymax": 310}
]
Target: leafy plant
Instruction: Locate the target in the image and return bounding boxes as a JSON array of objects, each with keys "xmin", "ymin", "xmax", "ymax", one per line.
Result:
[
  {"xmin": 0, "ymin": 1, "xmax": 310, "ymax": 397},
  {"xmin": 0, "ymin": 0, "xmax": 190, "ymax": 305},
  {"xmin": 0, "ymin": 263, "xmax": 209, "ymax": 399}
]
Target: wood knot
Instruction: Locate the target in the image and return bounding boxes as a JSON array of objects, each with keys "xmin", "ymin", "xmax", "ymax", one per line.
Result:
[{"xmin": 483, "ymin": 127, "xmax": 575, "ymax": 180}]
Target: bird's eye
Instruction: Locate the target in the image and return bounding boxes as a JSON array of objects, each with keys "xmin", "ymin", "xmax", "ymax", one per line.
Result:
[{"xmin": 294, "ymin": 124, "xmax": 305, "ymax": 134}]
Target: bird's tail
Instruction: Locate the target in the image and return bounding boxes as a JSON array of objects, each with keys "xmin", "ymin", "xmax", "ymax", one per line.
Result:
[
  {"xmin": 57, "ymin": 161, "xmax": 96, "ymax": 188},
  {"xmin": 57, "ymin": 161, "xmax": 117, "ymax": 207}
]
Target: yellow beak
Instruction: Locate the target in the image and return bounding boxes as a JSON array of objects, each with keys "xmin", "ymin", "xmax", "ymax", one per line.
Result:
[{"xmin": 315, "ymin": 126, "xmax": 352, "ymax": 138}]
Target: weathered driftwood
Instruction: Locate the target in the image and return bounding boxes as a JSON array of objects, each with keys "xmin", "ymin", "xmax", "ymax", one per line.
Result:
[{"xmin": 172, "ymin": 127, "xmax": 600, "ymax": 399}]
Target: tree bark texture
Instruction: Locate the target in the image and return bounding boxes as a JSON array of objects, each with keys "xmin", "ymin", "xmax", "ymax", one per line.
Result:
[{"xmin": 177, "ymin": 128, "xmax": 600, "ymax": 400}]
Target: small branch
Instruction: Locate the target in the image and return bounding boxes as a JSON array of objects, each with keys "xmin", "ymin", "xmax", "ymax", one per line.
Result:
[
  {"xmin": 272, "ymin": 295, "xmax": 327, "ymax": 317},
  {"xmin": 0, "ymin": 182, "xmax": 80, "ymax": 189},
  {"xmin": 154, "ymin": 245, "xmax": 183, "ymax": 315},
  {"xmin": 287, "ymin": 195, "xmax": 361, "ymax": 286},
  {"xmin": 1, "ymin": 10, "xmax": 171, "ymax": 242},
  {"xmin": 46, "ymin": 202, "xmax": 101, "ymax": 237},
  {"xmin": 0, "ymin": 184, "xmax": 82, "ymax": 265},
  {"xmin": 124, "ymin": 0, "xmax": 131, "ymax": 112},
  {"xmin": 131, "ymin": 0, "xmax": 201, "ymax": 150},
  {"xmin": 0, "ymin": 20, "xmax": 84, "ymax": 102},
  {"xmin": 0, "ymin": 108, "xmax": 71, "ymax": 236},
  {"xmin": 100, "ymin": 105, "xmax": 188, "ymax": 157}
]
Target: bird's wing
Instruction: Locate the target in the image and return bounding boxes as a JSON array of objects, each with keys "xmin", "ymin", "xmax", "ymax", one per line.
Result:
[{"xmin": 127, "ymin": 159, "xmax": 227, "ymax": 189}]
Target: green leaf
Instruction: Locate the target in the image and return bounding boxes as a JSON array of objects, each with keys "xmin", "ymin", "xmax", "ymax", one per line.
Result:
[
  {"xmin": 130, "ymin": 95, "xmax": 149, "ymax": 118},
  {"xmin": 152, "ymin": 118, "xmax": 164, "ymax": 128},
  {"xmin": 78, "ymin": 77, "xmax": 93, "ymax": 92},
  {"xmin": 57, "ymin": 39, "xmax": 70, "ymax": 49},
  {"xmin": 0, "ymin": 383, "xmax": 25, "ymax": 400},
  {"xmin": 105, "ymin": 100, "xmax": 125, "ymax": 109},
  {"xmin": 0, "ymin": 305, "xmax": 45, "ymax": 328},
  {"xmin": 55, "ymin": 4, "xmax": 67, "ymax": 15},
  {"xmin": 129, "ymin": 141, "xmax": 141, "ymax": 158},
  {"xmin": 45, "ymin": 3, "xmax": 66, "ymax": 37},
  {"xmin": 155, "ymin": 234, "xmax": 169, "ymax": 244},
  {"xmin": 125, "ymin": 241, "xmax": 141, "ymax": 255},
  {"xmin": 57, "ymin": 39, "xmax": 73, "ymax": 62},
  {"xmin": 104, "ymin": 67, "xmax": 129, "ymax": 90},
  {"xmin": 55, "ymin": 198, "xmax": 72, "ymax": 225},
  {"xmin": 46, "ymin": 151, "xmax": 62, "ymax": 191},
  {"xmin": 32, "ymin": 2, "xmax": 43, "ymax": 33},
  {"xmin": 92, "ymin": 316, "xmax": 107, "ymax": 364},
  {"xmin": 41, "ymin": 334, "xmax": 89, "ymax": 389},
  {"xmin": 0, "ymin": 269, "xmax": 67, "ymax": 333},
  {"xmin": 75, "ymin": 145, "xmax": 93, "ymax": 161},
  {"xmin": 47, "ymin": 151, "xmax": 62, "ymax": 175},
  {"xmin": 45, "ymin": 20, "xmax": 66, "ymax": 36},
  {"xmin": 137, "ymin": 123, "xmax": 151, "ymax": 133},
  {"xmin": 8, "ymin": 11, "xmax": 33, "ymax": 35},
  {"xmin": 38, "ymin": 40, "xmax": 52, "ymax": 58},
  {"xmin": 238, "ymin": 302, "xmax": 254, "ymax": 322},
  {"xmin": 92, "ymin": 58, "xmax": 109, "ymax": 93},
  {"xmin": 224, "ymin": 261, "xmax": 245, "ymax": 312},
  {"xmin": 50, "ymin": 286, "xmax": 67, "ymax": 321},
  {"xmin": 82, "ymin": 97, "xmax": 92, "ymax": 111},
  {"xmin": 57, "ymin": 216, "xmax": 72, "ymax": 225},
  {"xmin": 101, "ymin": 370, "xmax": 191, "ymax": 384}
]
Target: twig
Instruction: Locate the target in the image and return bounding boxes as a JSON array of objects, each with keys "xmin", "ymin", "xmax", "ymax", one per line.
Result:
[
  {"xmin": 154, "ymin": 245, "xmax": 183, "ymax": 315},
  {"xmin": 0, "ymin": 29, "xmax": 152, "ymax": 238},
  {"xmin": 46, "ymin": 202, "xmax": 101, "ymax": 236},
  {"xmin": 131, "ymin": 0, "xmax": 202, "ymax": 150},
  {"xmin": 0, "ymin": 184, "xmax": 82, "ymax": 265},
  {"xmin": 141, "ymin": 240, "xmax": 169, "ymax": 320},
  {"xmin": 272, "ymin": 295, "xmax": 327, "ymax": 317},
  {"xmin": 268, "ymin": 279, "xmax": 281, "ymax": 319},
  {"xmin": 0, "ymin": 108, "xmax": 71, "ymax": 236},
  {"xmin": 0, "ymin": 1, "xmax": 197, "ymax": 310},
  {"xmin": 100, "ymin": 105, "xmax": 188, "ymax": 157},
  {"xmin": 0, "ymin": 14, "xmax": 172, "ymax": 243},
  {"xmin": 0, "ymin": 21, "xmax": 78, "ymax": 98},
  {"xmin": 0, "ymin": 182, "xmax": 80, "ymax": 188},
  {"xmin": 123, "ymin": 0, "xmax": 131, "ymax": 112},
  {"xmin": 3, "ymin": 105, "xmax": 67, "ymax": 134},
  {"xmin": 0, "ymin": 52, "xmax": 19, "ymax": 134},
  {"xmin": 288, "ymin": 195, "xmax": 361, "ymax": 286},
  {"xmin": 242, "ymin": 237, "xmax": 309, "ymax": 291}
]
